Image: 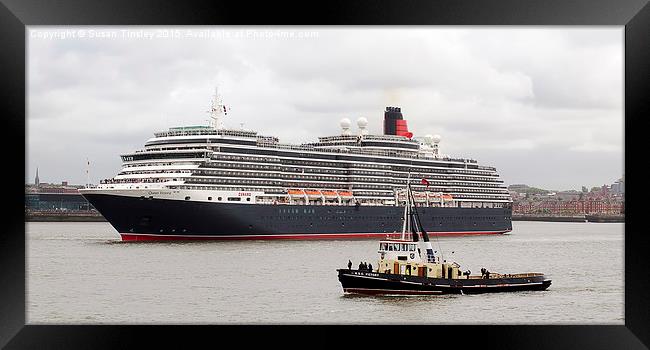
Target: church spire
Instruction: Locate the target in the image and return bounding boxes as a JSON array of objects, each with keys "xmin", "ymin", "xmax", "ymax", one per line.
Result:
[{"xmin": 35, "ymin": 167, "xmax": 40, "ymax": 187}]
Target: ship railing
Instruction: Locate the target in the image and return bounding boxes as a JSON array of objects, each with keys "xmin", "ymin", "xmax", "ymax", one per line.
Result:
[
  {"xmin": 316, "ymin": 135, "xmax": 359, "ymax": 142},
  {"xmin": 257, "ymin": 141, "xmax": 430, "ymax": 160},
  {"xmin": 477, "ymin": 165, "xmax": 496, "ymax": 171},
  {"xmin": 256, "ymin": 136, "xmax": 279, "ymax": 143},
  {"xmin": 154, "ymin": 128, "xmax": 259, "ymax": 138},
  {"xmin": 483, "ymin": 272, "xmax": 544, "ymax": 279},
  {"xmin": 99, "ymin": 178, "xmax": 176, "ymax": 184},
  {"xmin": 130, "ymin": 148, "xmax": 211, "ymax": 154},
  {"xmin": 316, "ymin": 134, "xmax": 418, "ymax": 143},
  {"xmin": 149, "ymin": 132, "xmax": 488, "ymax": 165},
  {"xmin": 256, "ymin": 138, "xmax": 486, "ymax": 165},
  {"xmin": 503, "ymin": 272, "xmax": 545, "ymax": 278},
  {"xmin": 362, "ymin": 135, "xmax": 419, "ymax": 142},
  {"xmin": 257, "ymin": 142, "xmax": 317, "ymax": 151}
]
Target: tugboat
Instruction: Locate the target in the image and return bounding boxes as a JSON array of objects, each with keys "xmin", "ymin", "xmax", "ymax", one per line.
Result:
[{"xmin": 337, "ymin": 178, "xmax": 552, "ymax": 295}]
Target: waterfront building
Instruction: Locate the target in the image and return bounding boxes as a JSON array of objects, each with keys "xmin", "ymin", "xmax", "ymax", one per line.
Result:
[{"xmin": 25, "ymin": 181, "xmax": 95, "ymax": 212}]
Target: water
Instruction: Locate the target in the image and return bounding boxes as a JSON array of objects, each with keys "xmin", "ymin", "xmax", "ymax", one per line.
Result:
[{"xmin": 26, "ymin": 221, "xmax": 624, "ymax": 324}]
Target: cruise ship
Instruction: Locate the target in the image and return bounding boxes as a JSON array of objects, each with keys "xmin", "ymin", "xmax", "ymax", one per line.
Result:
[{"xmin": 80, "ymin": 90, "xmax": 512, "ymax": 241}]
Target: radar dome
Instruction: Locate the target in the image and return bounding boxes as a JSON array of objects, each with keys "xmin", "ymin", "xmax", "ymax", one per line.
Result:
[
  {"xmin": 432, "ymin": 134, "xmax": 441, "ymax": 143},
  {"xmin": 357, "ymin": 117, "xmax": 368, "ymax": 128},
  {"xmin": 340, "ymin": 118, "xmax": 351, "ymax": 128}
]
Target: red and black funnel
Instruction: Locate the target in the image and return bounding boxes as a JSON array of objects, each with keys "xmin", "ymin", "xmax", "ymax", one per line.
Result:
[{"xmin": 383, "ymin": 106, "xmax": 413, "ymax": 138}]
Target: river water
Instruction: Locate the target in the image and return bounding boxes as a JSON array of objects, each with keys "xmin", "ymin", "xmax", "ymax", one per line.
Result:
[{"xmin": 26, "ymin": 221, "xmax": 623, "ymax": 324}]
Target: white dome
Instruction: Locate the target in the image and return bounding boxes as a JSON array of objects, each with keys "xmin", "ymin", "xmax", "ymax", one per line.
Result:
[
  {"xmin": 357, "ymin": 117, "xmax": 368, "ymax": 128},
  {"xmin": 340, "ymin": 118, "xmax": 351, "ymax": 128},
  {"xmin": 432, "ymin": 134, "xmax": 441, "ymax": 143}
]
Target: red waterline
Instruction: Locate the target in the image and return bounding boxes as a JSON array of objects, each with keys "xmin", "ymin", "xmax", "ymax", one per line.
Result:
[
  {"xmin": 343, "ymin": 288, "xmax": 443, "ymax": 295},
  {"xmin": 119, "ymin": 230, "xmax": 510, "ymax": 241}
]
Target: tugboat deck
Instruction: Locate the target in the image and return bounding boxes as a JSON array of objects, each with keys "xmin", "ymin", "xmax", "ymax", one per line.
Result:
[{"xmin": 338, "ymin": 269, "xmax": 551, "ymax": 295}]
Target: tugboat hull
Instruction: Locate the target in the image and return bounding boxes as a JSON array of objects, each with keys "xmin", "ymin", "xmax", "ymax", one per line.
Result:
[{"xmin": 337, "ymin": 269, "xmax": 551, "ymax": 295}]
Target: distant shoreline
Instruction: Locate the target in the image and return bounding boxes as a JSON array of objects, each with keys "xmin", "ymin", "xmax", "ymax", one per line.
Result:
[
  {"xmin": 25, "ymin": 212, "xmax": 107, "ymax": 222},
  {"xmin": 513, "ymin": 214, "xmax": 624, "ymax": 223},
  {"xmin": 24, "ymin": 213, "xmax": 623, "ymax": 223}
]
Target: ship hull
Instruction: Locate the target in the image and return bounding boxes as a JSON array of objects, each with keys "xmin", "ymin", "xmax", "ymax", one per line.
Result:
[
  {"xmin": 337, "ymin": 269, "xmax": 551, "ymax": 295},
  {"xmin": 82, "ymin": 193, "xmax": 512, "ymax": 241}
]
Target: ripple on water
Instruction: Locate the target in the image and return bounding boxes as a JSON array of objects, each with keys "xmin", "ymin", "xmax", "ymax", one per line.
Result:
[{"xmin": 27, "ymin": 221, "xmax": 624, "ymax": 324}]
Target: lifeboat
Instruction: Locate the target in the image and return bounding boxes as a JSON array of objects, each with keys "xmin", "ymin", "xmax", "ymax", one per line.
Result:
[
  {"xmin": 412, "ymin": 191, "xmax": 427, "ymax": 200},
  {"xmin": 305, "ymin": 189, "xmax": 322, "ymax": 197},
  {"xmin": 287, "ymin": 189, "xmax": 305, "ymax": 196},
  {"xmin": 321, "ymin": 190, "xmax": 338, "ymax": 197},
  {"xmin": 337, "ymin": 191, "xmax": 353, "ymax": 197},
  {"xmin": 427, "ymin": 193, "xmax": 452, "ymax": 201}
]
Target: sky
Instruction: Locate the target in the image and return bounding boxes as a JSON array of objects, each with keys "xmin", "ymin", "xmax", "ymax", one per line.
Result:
[{"xmin": 26, "ymin": 26, "xmax": 624, "ymax": 191}]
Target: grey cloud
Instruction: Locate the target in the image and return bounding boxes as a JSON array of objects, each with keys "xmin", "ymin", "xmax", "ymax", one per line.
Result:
[{"xmin": 26, "ymin": 27, "xmax": 623, "ymax": 188}]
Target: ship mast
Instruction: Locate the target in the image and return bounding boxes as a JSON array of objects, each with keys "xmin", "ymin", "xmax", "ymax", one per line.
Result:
[{"xmin": 207, "ymin": 87, "xmax": 227, "ymax": 130}]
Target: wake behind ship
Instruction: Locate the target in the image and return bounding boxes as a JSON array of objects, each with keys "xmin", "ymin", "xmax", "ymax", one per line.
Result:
[{"xmin": 80, "ymin": 90, "xmax": 513, "ymax": 241}]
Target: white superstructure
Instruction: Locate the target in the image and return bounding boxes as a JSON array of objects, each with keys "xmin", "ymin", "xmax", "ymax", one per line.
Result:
[{"xmin": 84, "ymin": 91, "xmax": 512, "ymax": 208}]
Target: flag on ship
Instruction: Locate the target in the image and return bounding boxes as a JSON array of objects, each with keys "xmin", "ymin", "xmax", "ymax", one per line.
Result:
[{"xmin": 421, "ymin": 178, "xmax": 430, "ymax": 187}]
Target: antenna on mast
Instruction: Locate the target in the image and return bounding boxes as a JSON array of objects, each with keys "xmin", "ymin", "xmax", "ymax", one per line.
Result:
[
  {"xmin": 207, "ymin": 86, "xmax": 227, "ymax": 129},
  {"xmin": 85, "ymin": 158, "xmax": 91, "ymax": 188}
]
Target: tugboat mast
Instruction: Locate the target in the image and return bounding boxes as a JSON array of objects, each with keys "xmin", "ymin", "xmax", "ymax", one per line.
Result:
[
  {"xmin": 401, "ymin": 172, "xmax": 412, "ymax": 240},
  {"xmin": 406, "ymin": 181, "xmax": 438, "ymax": 263}
]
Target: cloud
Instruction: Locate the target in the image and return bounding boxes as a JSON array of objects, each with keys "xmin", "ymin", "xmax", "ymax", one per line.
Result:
[{"xmin": 26, "ymin": 26, "xmax": 623, "ymax": 189}]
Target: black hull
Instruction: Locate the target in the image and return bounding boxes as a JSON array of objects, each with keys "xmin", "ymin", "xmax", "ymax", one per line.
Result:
[
  {"xmin": 337, "ymin": 269, "xmax": 551, "ymax": 295},
  {"xmin": 82, "ymin": 193, "xmax": 512, "ymax": 240}
]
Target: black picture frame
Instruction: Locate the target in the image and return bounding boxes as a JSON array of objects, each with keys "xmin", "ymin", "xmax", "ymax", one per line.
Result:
[{"xmin": 3, "ymin": 0, "xmax": 648, "ymax": 348}]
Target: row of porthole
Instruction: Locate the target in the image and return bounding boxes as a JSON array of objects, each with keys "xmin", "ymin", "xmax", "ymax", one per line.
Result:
[
  {"xmin": 128, "ymin": 228, "xmax": 188, "ymax": 233},
  {"xmin": 213, "ymin": 154, "xmax": 495, "ymax": 176},
  {"xmin": 183, "ymin": 196, "xmax": 251, "ymax": 202}
]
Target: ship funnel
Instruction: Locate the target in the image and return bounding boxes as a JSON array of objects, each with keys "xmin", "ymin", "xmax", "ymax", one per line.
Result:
[{"xmin": 384, "ymin": 106, "xmax": 412, "ymax": 139}]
